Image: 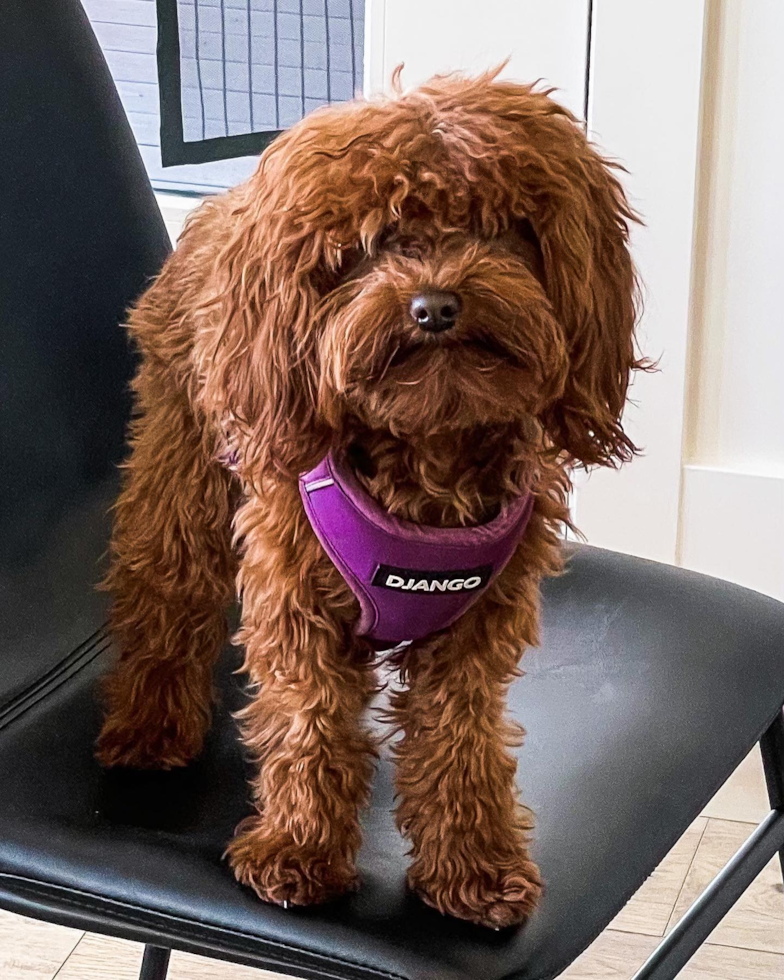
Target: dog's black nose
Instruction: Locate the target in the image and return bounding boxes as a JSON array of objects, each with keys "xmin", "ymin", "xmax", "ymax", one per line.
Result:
[{"xmin": 409, "ymin": 290, "xmax": 462, "ymax": 333}]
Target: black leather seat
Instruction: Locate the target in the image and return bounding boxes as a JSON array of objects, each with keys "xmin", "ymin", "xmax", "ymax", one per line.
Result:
[{"xmin": 2, "ymin": 4, "xmax": 784, "ymax": 980}]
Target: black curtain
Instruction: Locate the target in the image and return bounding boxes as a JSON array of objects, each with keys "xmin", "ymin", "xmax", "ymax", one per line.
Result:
[{"xmin": 157, "ymin": 0, "xmax": 364, "ymax": 166}]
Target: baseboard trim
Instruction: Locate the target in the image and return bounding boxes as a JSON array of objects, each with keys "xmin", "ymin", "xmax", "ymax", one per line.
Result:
[{"xmin": 678, "ymin": 464, "xmax": 784, "ymax": 599}]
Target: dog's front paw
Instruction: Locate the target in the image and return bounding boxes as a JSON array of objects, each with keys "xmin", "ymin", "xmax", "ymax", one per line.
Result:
[
  {"xmin": 408, "ymin": 855, "xmax": 542, "ymax": 929},
  {"xmin": 226, "ymin": 816, "xmax": 359, "ymax": 906},
  {"xmin": 95, "ymin": 713, "xmax": 206, "ymax": 770}
]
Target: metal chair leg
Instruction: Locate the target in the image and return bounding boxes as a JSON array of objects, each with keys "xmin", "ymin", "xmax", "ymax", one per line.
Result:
[
  {"xmin": 630, "ymin": 710, "xmax": 784, "ymax": 980},
  {"xmin": 139, "ymin": 945, "xmax": 171, "ymax": 980},
  {"xmin": 630, "ymin": 809, "xmax": 784, "ymax": 980},
  {"xmin": 760, "ymin": 706, "xmax": 784, "ymax": 879}
]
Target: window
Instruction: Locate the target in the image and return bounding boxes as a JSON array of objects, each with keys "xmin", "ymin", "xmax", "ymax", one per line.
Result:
[{"xmin": 83, "ymin": 0, "xmax": 365, "ymax": 194}]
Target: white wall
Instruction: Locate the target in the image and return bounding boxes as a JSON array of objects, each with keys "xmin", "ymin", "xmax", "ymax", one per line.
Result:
[
  {"xmin": 562, "ymin": 0, "xmax": 707, "ymax": 564},
  {"xmin": 365, "ymin": 0, "xmax": 589, "ymax": 116},
  {"xmin": 678, "ymin": 0, "xmax": 784, "ymax": 598}
]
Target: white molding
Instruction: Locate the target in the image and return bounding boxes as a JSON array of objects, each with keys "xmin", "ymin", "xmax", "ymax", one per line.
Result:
[
  {"xmin": 155, "ymin": 191, "xmax": 202, "ymax": 245},
  {"xmin": 682, "ymin": 2, "xmax": 784, "ymax": 480},
  {"xmin": 573, "ymin": 0, "xmax": 707, "ymax": 563},
  {"xmin": 364, "ymin": 0, "xmax": 387, "ymax": 96},
  {"xmin": 679, "ymin": 464, "xmax": 784, "ymax": 599}
]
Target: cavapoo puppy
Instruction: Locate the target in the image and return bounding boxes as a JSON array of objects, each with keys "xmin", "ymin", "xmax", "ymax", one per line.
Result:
[{"xmin": 96, "ymin": 68, "xmax": 641, "ymax": 929}]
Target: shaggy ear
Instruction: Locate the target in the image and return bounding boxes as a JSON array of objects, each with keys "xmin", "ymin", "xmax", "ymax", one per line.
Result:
[
  {"xmin": 533, "ymin": 135, "xmax": 642, "ymax": 467},
  {"xmin": 195, "ymin": 164, "xmax": 331, "ymax": 482}
]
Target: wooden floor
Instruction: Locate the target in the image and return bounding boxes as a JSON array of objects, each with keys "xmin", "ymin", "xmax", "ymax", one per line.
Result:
[{"xmin": 2, "ymin": 750, "xmax": 782, "ymax": 980}]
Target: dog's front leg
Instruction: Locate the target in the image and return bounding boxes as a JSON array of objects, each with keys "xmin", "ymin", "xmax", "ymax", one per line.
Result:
[
  {"xmin": 96, "ymin": 376, "xmax": 235, "ymax": 770},
  {"xmin": 225, "ymin": 492, "xmax": 377, "ymax": 907},
  {"xmin": 392, "ymin": 587, "xmax": 542, "ymax": 929}
]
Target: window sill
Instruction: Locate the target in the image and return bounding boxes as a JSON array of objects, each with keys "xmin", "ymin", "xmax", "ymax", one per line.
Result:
[{"xmin": 155, "ymin": 191, "xmax": 202, "ymax": 244}]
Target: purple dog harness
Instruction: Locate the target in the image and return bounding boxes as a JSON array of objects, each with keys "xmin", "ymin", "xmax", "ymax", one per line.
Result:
[{"xmin": 299, "ymin": 451, "xmax": 535, "ymax": 648}]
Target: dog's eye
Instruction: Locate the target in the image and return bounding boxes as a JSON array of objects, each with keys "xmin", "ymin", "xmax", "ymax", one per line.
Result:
[
  {"xmin": 511, "ymin": 219, "xmax": 546, "ymax": 285},
  {"xmin": 335, "ymin": 246, "xmax": 363, "ymax": 274},
  {"xmin": 377, "ymin": 230, "xmax": 423, "ymax": 261},
  {"xmin": 394, "ymin": 241, "xmax": 423, "ymax": 260},
  {"xmin": 496, "ymin": 220, "xmax": 543, "ymax": 260},
  {"xmin": 517, "ymin": 219, "xmax": 540, "ymax": 247}
]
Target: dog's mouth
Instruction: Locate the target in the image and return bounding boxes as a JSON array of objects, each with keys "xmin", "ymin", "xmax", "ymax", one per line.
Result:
[{"xmin": 386, "ymin": 334, "xmax": 522, "ymax": 372}]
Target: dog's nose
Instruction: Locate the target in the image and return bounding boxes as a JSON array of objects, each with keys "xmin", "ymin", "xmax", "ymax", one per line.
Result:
[{"xmin": 409, "ymin": 290, "xmax": 462, "ymax": 333}]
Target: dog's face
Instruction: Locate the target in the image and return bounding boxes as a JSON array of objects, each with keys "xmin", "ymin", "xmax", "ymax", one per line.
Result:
[
  {"xmin": 204, "ymin": 71, "xmax": 641, "ymax": 477},
  {"xmin": 317, "ymin": 218, "xmax": 566, "ymax": 435}
]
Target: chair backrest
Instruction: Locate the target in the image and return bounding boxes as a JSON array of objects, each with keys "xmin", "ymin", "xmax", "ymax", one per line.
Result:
[{"xmin": 0, "ymin": 0, "xmax": 171, "ymax": 700}]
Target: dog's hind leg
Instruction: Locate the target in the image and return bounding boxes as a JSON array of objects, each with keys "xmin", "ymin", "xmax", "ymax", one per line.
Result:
[
  {"xmin": 224, "ymin": 489, "xmax": 377, "ymax": 906},
  {"xmin": 95, "ymin": 362, "xmax": 235, "ymax": 770},
  {"xmin": 390, "ymin": 578, "xmax": 543, "ymax": 929}
]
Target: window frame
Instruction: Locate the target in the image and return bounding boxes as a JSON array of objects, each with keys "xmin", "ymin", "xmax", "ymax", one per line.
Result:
[{"xmin": 156, "ymin": 0, "xmax": 280, "ymax": 166}]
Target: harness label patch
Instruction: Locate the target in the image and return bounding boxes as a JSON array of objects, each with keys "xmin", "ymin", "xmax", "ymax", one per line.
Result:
[{"xmin": 371, "ymin": 564, "xmax": 493, "ymax": 594}]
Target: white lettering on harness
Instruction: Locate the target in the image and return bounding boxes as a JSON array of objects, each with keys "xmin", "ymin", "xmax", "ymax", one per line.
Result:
[{"xmin": 384, "ymin": 574, "xmax": 483, "ymax": 593}]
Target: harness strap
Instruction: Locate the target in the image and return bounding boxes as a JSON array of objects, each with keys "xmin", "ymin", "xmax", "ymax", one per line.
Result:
[{"xmin": 299, "ymin": 451, "xmax": 535, "ymax": 648}]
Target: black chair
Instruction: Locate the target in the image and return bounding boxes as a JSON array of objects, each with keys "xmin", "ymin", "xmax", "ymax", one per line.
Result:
[{"xmin": 2, "ymin": 3, "xmax": 783, "ymax": 979}]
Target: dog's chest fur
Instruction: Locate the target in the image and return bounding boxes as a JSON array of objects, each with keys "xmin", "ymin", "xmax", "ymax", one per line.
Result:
[{"xmin": 344, "ymin": 422, "xmax": 540, "ymax": 528}]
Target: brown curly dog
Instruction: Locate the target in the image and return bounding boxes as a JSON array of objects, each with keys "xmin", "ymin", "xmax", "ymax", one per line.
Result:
[{"xmin": 95, "ymin": 69, "xmax": 642, "ymax": 929}]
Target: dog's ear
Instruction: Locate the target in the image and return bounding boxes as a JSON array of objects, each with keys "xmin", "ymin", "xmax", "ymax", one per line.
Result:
[
  {"xmin": 523, "ymin": 113, "xmax": 643, "ymax": 467},
  {"xmin": 195, "ymin": 143, "xmax": 332, "ymax": 483}
]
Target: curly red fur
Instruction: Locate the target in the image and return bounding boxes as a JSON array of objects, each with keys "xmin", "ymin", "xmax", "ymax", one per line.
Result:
[{"xmin": 95, "ymin": 69, "xmax": 642, "ymax": 928}]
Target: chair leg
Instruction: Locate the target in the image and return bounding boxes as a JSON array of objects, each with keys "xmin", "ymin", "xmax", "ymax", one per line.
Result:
[
  {"xmin": 139, "ymin": 945, "xmax": 171, "ymax": 980},
  {"xmin": 759, "ymin": 707, "xmax": 784, "ymax": 879},
  {"xmin": 630, "ymin": 809, "xmax": 784, "ymax": 980}
]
